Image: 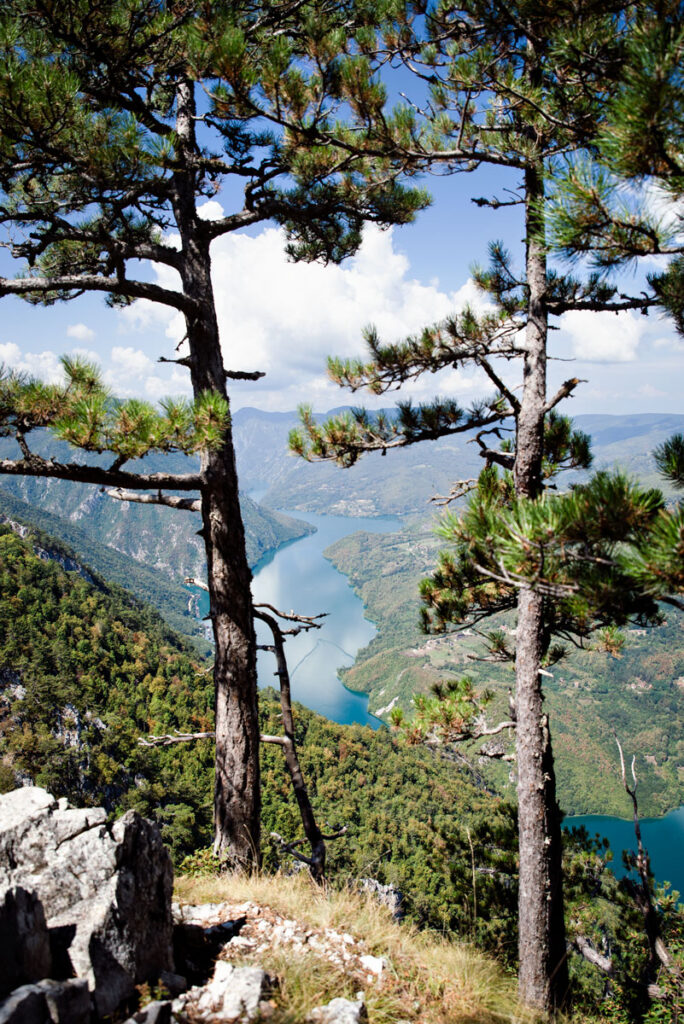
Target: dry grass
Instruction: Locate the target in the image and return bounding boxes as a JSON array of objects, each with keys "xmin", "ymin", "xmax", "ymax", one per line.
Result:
[{"xmin": 175, "ymin": 872, "xmax": 537, "ymax": 1024}]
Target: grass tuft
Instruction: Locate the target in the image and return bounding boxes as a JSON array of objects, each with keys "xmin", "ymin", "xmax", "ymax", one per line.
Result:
[{"xmin": 175, "ymin": 872, "xmax": 536, "ymax": 1024}]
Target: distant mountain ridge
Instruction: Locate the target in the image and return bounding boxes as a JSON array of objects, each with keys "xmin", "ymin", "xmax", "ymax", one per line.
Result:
[{"xmin": 233, "ymin": 408, "xmax": 684, "ymax": 515}]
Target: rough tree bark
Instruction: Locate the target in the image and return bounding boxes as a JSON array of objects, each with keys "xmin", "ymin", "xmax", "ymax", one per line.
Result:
[
  {"xmin": 514, "ymin": 159, "xmax": 568, "ymax": 1009},
  {"xmin": 173, "ymin": 80, "xmax": 260, "ymax": 866}
]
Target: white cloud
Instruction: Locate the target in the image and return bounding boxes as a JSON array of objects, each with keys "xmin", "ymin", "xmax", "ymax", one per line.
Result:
[
  {"xmin": 0, "ymin": 342, "xmax": 63, "ymax": 382},
  {"xmin": 197, "ymin": 200, "xmax": 225, "ymax": 221},
  {"xmin": 112, "ymin": 226, "xmax": 475, "ymax": 407},
  {"xmin": 66, "ymin": 323, "xmax": 96, "ymax": 342},
  {"xmin": 102, "ymin": 345, "xmax": 191, "ymax": 399},
  {"xmin": 560, "ymin": 309, "xmax": 646, "ymax": 363},
  {"xmin": 116, "ymin": 223, "xmax": 496, "ymax": 410},
  {"xmin": 653, "ymin": 333, "xmax": 684, "ymax": 352},
  {"xmin": 641, "ymin": 181, "xmax": 684, "ymax": 238},
  {"xmin": 637, "ymin": 383, "xmax": 667, "ymax": 398}
]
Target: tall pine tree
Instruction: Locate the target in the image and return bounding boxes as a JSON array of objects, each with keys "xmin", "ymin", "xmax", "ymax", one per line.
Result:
[
  {"xmin": 0, "ymin": 0, "xmax": 423, "ymax": 866},
  {"xmin": 290, "ymin": 1, "xmax": 666, "ymax": 1010}
]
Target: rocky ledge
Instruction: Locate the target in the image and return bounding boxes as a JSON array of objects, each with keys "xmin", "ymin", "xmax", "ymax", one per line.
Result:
[{"xmin": 0, "ymin": 789, "xmax": 376, "ymax": 1023}]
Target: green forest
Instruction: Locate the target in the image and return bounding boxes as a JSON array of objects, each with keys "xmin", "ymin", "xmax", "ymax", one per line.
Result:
[
  {"xmin": 1, "ymin": 0, "xmax": 683, "ymax": 1019},
  {"xmin": 327, "ymin": 519, "xmax": 684, "ymax": 817},
  {"xmin": 2, "ymin": 523, "xmax": 683, "ymax": 1021}
]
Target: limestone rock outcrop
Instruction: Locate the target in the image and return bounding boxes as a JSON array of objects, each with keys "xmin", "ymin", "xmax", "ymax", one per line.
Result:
[
  {"xmin": 0, "ymin": 787, "xmax": 173, "ymax": 1018},
  {"xmin": 309, "ymin": 996, "xmax": 368, "ymax": 1023}
]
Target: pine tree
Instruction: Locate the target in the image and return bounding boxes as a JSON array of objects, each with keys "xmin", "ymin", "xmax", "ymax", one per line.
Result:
[
  {"xmin": 289, "ymin": 2, "xmax": 670, "ymax": 1010},
  {"xmin": 0, "ymin": 0, "xmax": 424, "ymax": 866}
]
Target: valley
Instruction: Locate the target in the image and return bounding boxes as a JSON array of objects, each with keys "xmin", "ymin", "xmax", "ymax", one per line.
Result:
[{"xmin": 326, "ymin": 519, "xmax": 684, "ymax": 819}]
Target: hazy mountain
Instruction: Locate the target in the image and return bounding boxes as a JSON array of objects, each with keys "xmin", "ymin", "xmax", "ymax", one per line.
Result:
[
  {"xmin": 233, "ymin": 408, "xmax": 684, "ymax": 516},
  {"xmin": 0, "ymin": 432, "xmax": 314, "ymax": 594}
]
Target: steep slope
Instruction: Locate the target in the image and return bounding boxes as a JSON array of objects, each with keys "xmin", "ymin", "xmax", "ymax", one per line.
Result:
[
  {"xmin": 325, "ymin": 522, "xmax": 684, "ymax": 817},
  {"xmin": 0, "ymin": 526, "xmax": 216, "ymax": 855},
  {"xmin": 0, "ymin": 488, "xmax": 205, "ymax": 644},
  {"xmin": 0, "ymin": 433, "xmax": 313, "ymax": 588}
]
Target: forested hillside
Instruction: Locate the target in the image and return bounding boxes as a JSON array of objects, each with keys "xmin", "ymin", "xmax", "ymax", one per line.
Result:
[
  {"xmin": 0, "ymin": 525, "xmax": 519, "ymax": 946},
  {"xmin": 327, "ymin": 521, "xmax": 684, "ymax": 817},
  {"xmin": 0, "ymin": 433, "xmax": 313, "ymax": 590}
]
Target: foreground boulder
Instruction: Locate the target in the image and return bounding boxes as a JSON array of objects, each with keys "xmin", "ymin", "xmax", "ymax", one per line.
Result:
[
  {"xmin": 0, "ymin": 979, "xmax": 90, "ymax": 1024},
  {"xmin": 0, "ymin": 887, "xmax": 52, "ymax": 998},
  {"xmin": 0, "ymin": 787, "xmax": 173, "ymax": 1017}
]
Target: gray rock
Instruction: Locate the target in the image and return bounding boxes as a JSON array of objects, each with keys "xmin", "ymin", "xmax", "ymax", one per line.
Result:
[
  {"xmin": 158, "ymin": 970, "xmax": 187, "ymax": 997},
  {"xmin": 178, "ymin": 961, "xmax": 272, "ymax": 1021},
  {"xmin": 309, "ymin": 997, "xmax": 368, "ymax": 1023},
  {"xmin": 0, "ymin": 888, "xmax": 51, "ymax": 998},
  {"xmin": 0, "ymin": 979, "xmax": 90, "ymax": 1024},
  {"xmin": 360, "ymin": 878, "xmax": 403, "ymax": 921},
  {"xmin": 0, "ymin": 984, "xmax": 46, "ymax": 1024},
  {"xmin": 0, "ymin": 788, "xmax": 173, "ymax": 1018},
  {"xmin": 124, "ymin": 999, "xmax": 172, "ymax": 1023},
  {"xmin": 38, "ymin": 979, "xmax": 91, "ymax": 1023}
]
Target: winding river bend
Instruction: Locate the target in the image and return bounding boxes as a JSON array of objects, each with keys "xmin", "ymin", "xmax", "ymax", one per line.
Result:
[
  {"xmin": 194, "ymin": 508, "xmax": 400, "ymax": 728},
  {"xmin": 192, "ymin": 507, "xmax": 683, "ymax": 895}
]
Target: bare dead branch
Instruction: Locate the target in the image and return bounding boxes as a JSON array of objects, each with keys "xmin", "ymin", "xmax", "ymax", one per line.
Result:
[
  {"xmin": 544, "ymin": 377, "xmax": 586, "ymax": 413},
  {"xmin": 613, "ymin": 734, "xmax": 683, "ymax": 998},
  {"xmin": 254, "ymin": 602, "xmax": 328, "ymax": 633},
  {"xmin": 107, "ymin": 488, "xmax": 201, "ymax": 511},
  {"xmin": 139, "ymin": 729, "xmax": 215, "ymax": 747},
  {"xmin": 224, "ymin": 369, "xmax": 266, "ymax": 381},
  {"xmin": 430, "ymin": 478, "xmax": 477, "ymax": 505},
  {"xmin": 256, "ymin": 607, "xmax": 329, "ymax": 881},
  {"xmin": 184, "ymin": 576, "xmax": 209, "ymax": 591},
  {"xmin": 573, "ymin": 936, "xmax": 614, "ymax": 977}
]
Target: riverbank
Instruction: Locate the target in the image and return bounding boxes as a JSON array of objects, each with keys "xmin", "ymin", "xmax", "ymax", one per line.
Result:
[
  {"xmin": 189, "ymin": 508, "xmax": 401, "ymax": 728},
  {"xmin": 564, "ymin": 805, "xmax": 684, "ymax": 897}
]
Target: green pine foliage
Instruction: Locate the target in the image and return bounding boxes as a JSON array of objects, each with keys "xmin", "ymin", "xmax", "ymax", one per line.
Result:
[
  {"xmin": 325, "ymin": 520, "xmax": 684, "ymax": 819},
  {"xmin": 0, "ymin": 358, "xmax": 230, "ymax": 459},
  {"xmin": 258, "ymin": 691, "xmax": 519, "ymax": 957}
]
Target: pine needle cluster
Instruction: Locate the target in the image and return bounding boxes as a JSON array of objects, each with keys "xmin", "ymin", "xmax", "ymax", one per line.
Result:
[{"xmin": 0, "ymin": 356, "xmax": 229, "ymax": 460}]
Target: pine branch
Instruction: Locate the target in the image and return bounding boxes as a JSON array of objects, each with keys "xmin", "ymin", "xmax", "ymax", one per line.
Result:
[
  {"xmin": 544, "ymin": 378, "xmax": 586, "ymax": 414},
  {"xmin": 0, "ymin": 455, "xmax": 201, "ymax": 491},
  {"xmin": 572, "ymin": 936, "xmax": 615, "ymax": 977},
  {"xmin": 224, "ymin": 369, "xmax": 266, "ymax": 382},
  {"xmin": 547, "ymin": 295, "xmax": 657, "ymax": 315},
  {"xmin": 205, "ymin": 209, "xmax": 267, "ymax": 239},
  {"xmin": 139, "ymin": 730, "xmax": 215, "ymax": 747},
  {"xmin": 430, "ymin": 479, "xmax": 478, "ymax": 506},
  {"xmin": 0, "ymin": 272, "xmax": 192, "ymax": 312}
]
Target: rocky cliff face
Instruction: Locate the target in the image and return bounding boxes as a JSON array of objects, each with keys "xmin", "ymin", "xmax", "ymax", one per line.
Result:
[
  {"xmin": 0, "ymin": 786, "xmax": 174, "ymax": 1019},
  {"xmin": 0, "ymin": 788, "xmax": 374, "ymax": 1024}
]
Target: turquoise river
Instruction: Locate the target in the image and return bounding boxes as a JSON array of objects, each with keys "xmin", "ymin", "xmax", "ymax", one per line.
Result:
[{"xmin": 192, "ymin": 508, "xmax": 683, "ymax": 896}]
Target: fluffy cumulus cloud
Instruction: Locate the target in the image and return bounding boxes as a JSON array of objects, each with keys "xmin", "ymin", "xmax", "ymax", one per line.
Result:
[
  {"xmin": 66, "ymin": 323, "xmax": 96, "ymax": 342},
  {"xmin": 0, "ymin": 341, "xmax": 63, "ymax": 381},
  {"xmin": 119, "ymin": 223, "xmax": 492, "ymax": 409},
  {"xmin": 103, "ymin": 345, "xmax": 190, "ymax": 399},
  {"xmin": 559, "ymin": 308, "xmax": 647, "ymax": 363},
  {"xmin": 111, "ymin": 215, "xmax": 680, "ymax": 412}
]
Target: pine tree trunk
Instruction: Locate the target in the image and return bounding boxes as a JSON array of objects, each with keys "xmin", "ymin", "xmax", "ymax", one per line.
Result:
[
  {"xmin": 514, "ymin": 162, "xmax": 568, "ymax": 1012},
  {"xmin": 173, "ymin": 81, "xmax": 260, "ymax": 867}
]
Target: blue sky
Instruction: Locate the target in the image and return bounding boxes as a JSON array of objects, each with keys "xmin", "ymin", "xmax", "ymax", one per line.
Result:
[{"xmin": 0, "ymin": 160, "xmax": 681, "ymax": 419}]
